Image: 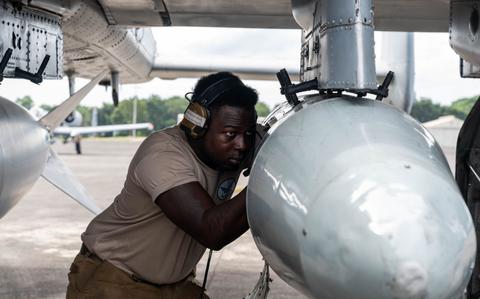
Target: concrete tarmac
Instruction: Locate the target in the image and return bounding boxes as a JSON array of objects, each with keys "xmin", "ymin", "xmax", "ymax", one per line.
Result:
[{"xmin": 0, "ymin": 138, "xmax": 307, "ymax": 299}]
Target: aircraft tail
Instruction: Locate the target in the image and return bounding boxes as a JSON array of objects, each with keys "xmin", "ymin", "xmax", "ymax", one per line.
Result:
[
  {"xmin": 38, "ymin": 71, "xmax": 107, "ymax": 130},
  {"xmin": 41, "ymin": 148, "xmax": 101, "ymax": 214}
]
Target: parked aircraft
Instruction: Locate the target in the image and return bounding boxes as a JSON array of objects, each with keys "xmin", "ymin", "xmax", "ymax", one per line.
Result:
[
  {"xmin": 29, "ymin": 106, "xmax": 153, "ymax": 154},
  {"xmin": 0, "ymin": 0, "xmax": 479, "ymax": 299}
]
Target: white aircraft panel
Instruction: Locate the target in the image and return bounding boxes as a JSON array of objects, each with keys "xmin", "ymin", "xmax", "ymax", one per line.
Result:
[{"xmin": 96, "ymin": 0, "xmax": 449, "ymax": 32}]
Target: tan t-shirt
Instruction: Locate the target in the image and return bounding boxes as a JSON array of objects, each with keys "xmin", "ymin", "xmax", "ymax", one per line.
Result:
[{"xmin": 81, "ymin": 126, "xmax": 241, "ymax": 285}]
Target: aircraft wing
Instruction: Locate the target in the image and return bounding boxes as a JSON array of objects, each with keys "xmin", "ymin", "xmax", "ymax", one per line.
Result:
[
  {"xmin": 54, "ymin": 123, "xmax": 154, "ymax": 137},
  {"xmin": 97, "ymin": 0, "xmax": 449, "ymax": 32},
  {"xmin": 150, "ymin": 57, "xmax": 300, "ymax": 81},
  {"xmin": 15, "ymin": 0, "xmax": 445, "ymax": 97}
]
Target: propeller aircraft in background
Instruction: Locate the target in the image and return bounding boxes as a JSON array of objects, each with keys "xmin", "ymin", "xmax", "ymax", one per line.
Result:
[{"xmin": 29, "ymin": 105, "xmax": 153, "ymax": 154}]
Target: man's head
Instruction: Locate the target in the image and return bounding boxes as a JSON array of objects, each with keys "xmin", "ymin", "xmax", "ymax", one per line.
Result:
[{"xmin": 182, "ymin": 72, "xmax": 258, "ymax": 171}]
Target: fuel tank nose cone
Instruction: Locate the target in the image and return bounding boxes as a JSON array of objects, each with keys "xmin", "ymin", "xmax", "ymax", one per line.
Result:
[{"xmin": 247, "ymin": 96, "xmax": 475, "ymax": 299}]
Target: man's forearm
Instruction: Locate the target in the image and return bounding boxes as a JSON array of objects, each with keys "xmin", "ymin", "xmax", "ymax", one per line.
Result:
[{"xmin": 203, "ymin": 188, "xmax": 249, "ymax": 250}]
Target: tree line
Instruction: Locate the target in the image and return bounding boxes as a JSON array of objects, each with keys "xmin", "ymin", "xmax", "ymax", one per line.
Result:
[
  {"xmin": 411, "ymin": 96, "xmax": 478, "ymax": 122},
  {"xmin": 16, "ymin": 93, "xmax": 480, "ymax": 131},
  {"xmin": 15, "ymin": 95, "xmax": 272, "ymax": 136}
]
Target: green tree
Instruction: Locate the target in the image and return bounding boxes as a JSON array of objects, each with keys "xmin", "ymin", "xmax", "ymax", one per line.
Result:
[
  {"xmin": 162, "ymin": 96, "xmax": 188, "ymax": 127},
  {"xmin": 15, "ymin": 96, "xmax": 34, "ymax": 109},
  {"xmin": 411, "ymin": 98, "xmax": 448, "ymax": 122},
  {"xmin": 109, "ymin": 98, "xmax": 150, "ymax": 136},
  {"xmin": 255, "ymin": 102, "xmax": 271, "ymax": 117},
  {"xmin": 110, "ymin": 99, "xmax": 130, "ymax": 124},
  {"xmin": 410, "ymin": 96, "xmax": 480, "ymax": 122},
  {"xmin": 145, "ymin": 95, "xmax": 188, "ymax": 129},
  {"xmin": 443, "ymin": 105, "xmax": 468, "ymax": 120},
  {"xmin": 78, "ymin": 94, "xmax": 266, "ymax": 137},
  {"xmin": 76, "ymin": 105, "xmax": 92, "ymax": 126},
  {"xmin": 449, "ymin": 96, "xmax": 479, "ymax": 119},
  {"xmin": 98, "ymin": 103, "xmax": 115, "ymax": 125},
  {"xmin": 40, "ymin": 104, "xmax": 53, "ymax": 111},
  {"xmin": 146, "ymin": 95, "xmax": 167, "ymax": 130}
]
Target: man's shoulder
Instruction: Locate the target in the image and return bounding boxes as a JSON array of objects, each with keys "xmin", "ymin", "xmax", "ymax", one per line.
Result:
[
  {"xmin": 149, "ymin": 126, "xmax": 183, "ymax": 140},
  {"xmin": 143, "ymin": 126, "xmax": 187, "ymax": 150},
  {"xmin": 132, "ymin": 126, "xmax": 195, "ymax": 168}
]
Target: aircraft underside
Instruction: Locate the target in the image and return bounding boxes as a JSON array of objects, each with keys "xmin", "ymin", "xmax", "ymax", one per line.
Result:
[{"xmin": 1, "ymin": 0, "xmax": 480, "ymax": 298}]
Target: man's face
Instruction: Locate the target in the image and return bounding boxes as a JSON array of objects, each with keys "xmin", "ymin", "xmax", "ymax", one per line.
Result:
[{"xmin": 202, "ymin": 105, "xmax": 256, "ymax": 171}]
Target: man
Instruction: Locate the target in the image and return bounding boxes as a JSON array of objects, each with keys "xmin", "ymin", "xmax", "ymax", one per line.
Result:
[{"xmin": 66, "ymin": 72, "xmax": 261, "ymax": 298}]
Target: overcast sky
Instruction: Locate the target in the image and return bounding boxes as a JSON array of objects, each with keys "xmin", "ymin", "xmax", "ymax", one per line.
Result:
[{"xmin": 0, "ymin": 27, "xmax": 479, "ymax": 108}]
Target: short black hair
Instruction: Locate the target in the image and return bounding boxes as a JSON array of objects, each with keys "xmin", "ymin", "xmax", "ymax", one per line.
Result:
[{"xmin": 192, "ymin": 72, "xmax": 258, "ymax": 113}]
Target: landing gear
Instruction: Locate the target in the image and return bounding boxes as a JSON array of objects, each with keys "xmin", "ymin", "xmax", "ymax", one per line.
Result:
[{"xmin": 73, "ymin": 136, "xmax": 82, "ymax": 155}]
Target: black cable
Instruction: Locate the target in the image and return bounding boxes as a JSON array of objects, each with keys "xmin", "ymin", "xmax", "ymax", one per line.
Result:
[
  {"xmin": 199, "ymin": 249, "xmax": 213, "ymax": 299},
  {"xmin": 184, "ymin": 92, "xmax": 194, "ymax": 102}
]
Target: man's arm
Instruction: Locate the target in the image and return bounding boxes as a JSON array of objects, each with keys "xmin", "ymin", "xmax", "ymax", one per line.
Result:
[{"xmin": 155, "ymin": 182, "xmax": 249, "ymax": 250}]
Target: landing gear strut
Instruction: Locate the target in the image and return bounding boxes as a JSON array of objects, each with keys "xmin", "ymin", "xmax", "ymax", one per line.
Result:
[{"xmin": 73, "ymin": 136, "xmax": 82, "ymax": 155}]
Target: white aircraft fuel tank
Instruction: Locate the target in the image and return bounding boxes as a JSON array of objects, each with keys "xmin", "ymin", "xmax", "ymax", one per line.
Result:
[
  {"xmin": 0, "ymin": 97, "xmax": 50, "ymax": 217},
  {"xmin": 247, "ymin": 95, "xmax": 475, "ymax": 299}
]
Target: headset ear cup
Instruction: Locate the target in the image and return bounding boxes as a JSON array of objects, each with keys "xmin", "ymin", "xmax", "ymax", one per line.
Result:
[{"xmin": 180, "ymin": 102, "xmax": 210, "ymax": 138}]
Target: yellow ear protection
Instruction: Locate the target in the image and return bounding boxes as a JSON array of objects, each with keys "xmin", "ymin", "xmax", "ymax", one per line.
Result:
[{"xmin": 180, "ymin": 77, "xmax": 246, "ymax": 138}]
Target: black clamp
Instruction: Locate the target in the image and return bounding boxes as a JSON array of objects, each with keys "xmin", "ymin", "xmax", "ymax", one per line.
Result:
[
  {"xmin": 276, "ymin": 68, "xmax": 394, "ymax": 105},
  {"xmin": 277, "ymin": 68, "xmax": 318, "ymax": 107},
  {"xmin": 15, "ymin": 54, "xmax": 50, "ymax": 84},
  {"xmin": 375, "ymin": 71, "xmax": 394, "ymax": 101},
  {"xmin": 0, "ymin": 48, "xmax": 13, "ymax": 82}
]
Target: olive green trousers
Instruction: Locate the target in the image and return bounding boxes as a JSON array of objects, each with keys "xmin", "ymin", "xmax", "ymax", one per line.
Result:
[{"xmin": 66, "ymin": 253, "xmax": 209, "ymax": 299}]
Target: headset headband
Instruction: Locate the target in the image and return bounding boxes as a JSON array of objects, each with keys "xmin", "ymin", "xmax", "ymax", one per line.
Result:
[{"xmin": 193, "ymin": 77, "xmax": 245, "ymax": 107}]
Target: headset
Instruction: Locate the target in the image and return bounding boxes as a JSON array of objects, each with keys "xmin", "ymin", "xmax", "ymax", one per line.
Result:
[{"xmin": 180, "ymin": 77, "xmax": 246, "ymax": 138}]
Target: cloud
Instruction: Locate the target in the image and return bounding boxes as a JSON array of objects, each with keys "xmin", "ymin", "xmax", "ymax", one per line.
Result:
[
  {"xmin": 153, "ymin": 27, "xmax": 300, "ymax": 59},
  {"xmin": 414, "ymin": 32, "xmax": 480, "ymax": 104}
]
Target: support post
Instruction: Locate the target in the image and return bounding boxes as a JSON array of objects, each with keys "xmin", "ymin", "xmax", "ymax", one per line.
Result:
[
  {"xmin": 68, "ymin": 74, "xmax": 76, "ymax": 96},
  {"xmin": 111, "ymin": 71, "xmax": 119, "ymax": 106}
]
